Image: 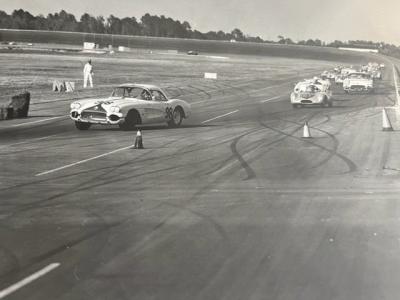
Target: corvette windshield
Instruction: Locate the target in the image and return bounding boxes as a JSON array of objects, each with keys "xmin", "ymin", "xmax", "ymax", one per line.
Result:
[{"xmin": 111, "ymin": 87, "xmax": 147, "ymax": 99}]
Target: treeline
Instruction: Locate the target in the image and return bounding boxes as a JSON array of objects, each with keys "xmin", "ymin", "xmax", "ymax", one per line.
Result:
[
  {"xmin": 0, "ymin": 9, "xmax": 263, "ymax": 42},
  {"xmin": 276, "ymin": 35, "xmax": 400, "ymax": 59},
  {"xmin": 2, "ymin": 9, "xmax": 400, "ymax": 58}
]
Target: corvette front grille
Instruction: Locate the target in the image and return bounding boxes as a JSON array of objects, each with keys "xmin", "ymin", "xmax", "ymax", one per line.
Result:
[
  {"xmin": 81, "ymin": 110, "xmax": 107, "ymax": 121},
  {"xmin": 300, "ymin": 93, "xmax": 314, "ymax": 99}
]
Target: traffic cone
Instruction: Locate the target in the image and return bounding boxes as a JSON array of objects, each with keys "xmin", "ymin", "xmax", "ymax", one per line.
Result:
[
  {"xmin": 302, "ymin": 121, "xmax": 312, "ymax": 138},
  {"xmin": 134, "ymin": 130, "xmax": 144, "ymax": 149},
  {"xmin": 382, "ymin": 108, "xmax": 393, "ymax": 131}
]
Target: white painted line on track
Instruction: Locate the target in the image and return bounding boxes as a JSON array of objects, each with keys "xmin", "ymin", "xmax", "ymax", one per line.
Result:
[
  {"xmin": 191, "ymin": 100, "xmax": 209, "ymax": 105},
  {"xmin": 11, "ymin": 116, "xmax": 66, "ymax": 127},
  {"xmin": 36, "ymin": 145, "xmax": 133, "ymax": 177},
  {"xmin": 201, "ymin": 110, "xmax": 239, "ymax": 124},
  {"xmin": 0, "ymin": 263, "xmax": 60, "ymax": 299},
  {"xmin": 260, "ymin": 95, "xmax": 283, "ymax": 103}
]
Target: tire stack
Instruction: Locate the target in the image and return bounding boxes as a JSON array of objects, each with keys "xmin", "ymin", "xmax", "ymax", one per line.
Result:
[{"xmin": 0, "ymin": 92, "xmax": 30, "ymax": 120}]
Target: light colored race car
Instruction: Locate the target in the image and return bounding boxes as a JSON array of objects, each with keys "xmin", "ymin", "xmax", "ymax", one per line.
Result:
[
  {"xmin": 70, "ymin": 83, "xmax": 191, "ymax": 130},
  {"xmin": 343, "ymin": 72, "xmax": 373, "ymax": 93},
  {"xmin": 335, "ymin": 68, "xmax": 356, "ymax": 85},
  {"xmin": 290, "ymin": 81, "xmax": 333, "ymax": 108},
  {"xmin": 334, "ymin": 74, "xmax": 346, "ymax": 85},
  {"xmin": 371, "ymin": 70, "xmax": 382, "ymax": 80},
  {"xmin": 321, "ymin": 71, "xmax": 336, "ymax": 80}
]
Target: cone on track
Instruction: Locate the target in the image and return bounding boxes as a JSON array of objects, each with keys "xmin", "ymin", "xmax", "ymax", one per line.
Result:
[
  {"xmin": 302, "ymin": 121, "xmax": 312, "ymax": 138},
  {"xmin": 382, "ymin": 108, "xmax": 394, "ymax": 131},
  {"xmin": 134, "ymin": 130, "xmax": 144, "ymax": 149}
]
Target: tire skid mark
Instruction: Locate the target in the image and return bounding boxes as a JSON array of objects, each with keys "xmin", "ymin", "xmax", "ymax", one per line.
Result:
[
  {"xmin": 259, "ymin": 120, "xmax": 357, "ymax": 174},
  {"xmin": 187, "ymin": 85, "xmax": 212, "ymax": 99}
]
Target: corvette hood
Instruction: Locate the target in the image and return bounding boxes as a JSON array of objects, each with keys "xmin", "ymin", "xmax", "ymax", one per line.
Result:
[{"xmin": 74, "ymin": 97, "xmax": 145, "ymax": 111}]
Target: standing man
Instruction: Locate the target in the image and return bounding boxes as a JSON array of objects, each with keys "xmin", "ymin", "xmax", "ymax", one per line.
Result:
[{"xmin": 83, "ymin": 59, "xmax": 94, "ymax": 88}]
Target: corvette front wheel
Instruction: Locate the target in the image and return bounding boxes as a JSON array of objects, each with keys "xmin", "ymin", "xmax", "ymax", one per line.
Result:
[
  {"xmin": 120, "ymin": 110, "xmax": 140, "ymax": 131},
  {"xmin": 75, "ymin": 121, "xmax": 91, "ymax": 130},
  {"xmin": 168, "ymin": 107, "xmax": 183, "ymax": 127}
]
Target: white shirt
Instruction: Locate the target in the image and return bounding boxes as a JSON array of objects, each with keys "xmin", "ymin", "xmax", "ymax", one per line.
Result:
[{"xmin": 84, "ymin": 63, "xmax": 93, "ymax": 75}]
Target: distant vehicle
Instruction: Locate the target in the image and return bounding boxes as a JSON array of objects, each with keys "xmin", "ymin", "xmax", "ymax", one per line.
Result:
[
  {"xmin": 335, "ymin": 74, "xmax": 346, "ymax": 85},
  {"xmin": 334, "ymin": 68, "xmax": 356, "ymax": 85},
  {"xmin": 291, "ymin": 82, "xmax": 333, "ymax": 108},
  {"xmin": 371, "ymin": 70, "xmax": 382, "ymax": 80},
  {"xmin": 341, "ymin": 67, "xmax": 357, "ymax": 76},
  {"xmin": 187, "ymin": 50, "xmax": 199, "ymax": 55},
  {"xmin": 321, "ymin": 71, "xmax": 335, "ymax": 80},
  {"xmin": 343, "ymin": 72, "xmax": 373, "ymax": 93},
  {"xmin": 70, "ymin": 84, "xmax": 191, "ymax": 130},
  {"xmin": 380, "ymin": 63, "xmax": 385, "ymax": 69}
]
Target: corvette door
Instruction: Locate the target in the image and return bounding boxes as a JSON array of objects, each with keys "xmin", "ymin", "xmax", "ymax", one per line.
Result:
[{"xmin": 149, "ymin": 90, "xmax": 171, "ymax": 123}]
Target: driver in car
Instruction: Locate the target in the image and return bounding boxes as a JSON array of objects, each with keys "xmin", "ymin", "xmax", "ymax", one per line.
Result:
[{"xmin": 140, "ymin": 90, "xmax": 152, "ymax": 100}]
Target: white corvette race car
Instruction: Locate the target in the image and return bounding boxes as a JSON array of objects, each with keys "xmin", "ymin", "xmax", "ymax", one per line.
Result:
[
  {"xmin": 343, "ymin": 72, "xmax": 373, "ymax": 93},
  {"xmin": 290, "ymin": 81, "xmax": 333, "ymax": 108},
  {"xmin": 70, "ymin": 84, "xmax": 191, "ymax": 130}
]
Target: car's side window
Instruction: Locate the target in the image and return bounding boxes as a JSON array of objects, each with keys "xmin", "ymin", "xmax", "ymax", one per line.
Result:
[{"xmin": 151, "ymin": 90, "xmax": 167, "ymax": 101}]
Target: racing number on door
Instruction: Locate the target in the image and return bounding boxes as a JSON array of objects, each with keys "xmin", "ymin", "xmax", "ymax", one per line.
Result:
[{"xmin": 165, "ymin": 107, "xmax": 173, "ymax": 120}]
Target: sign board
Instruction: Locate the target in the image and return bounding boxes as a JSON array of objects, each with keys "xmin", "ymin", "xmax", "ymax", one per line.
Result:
[
  {"xmin": 118, "ymin": 46, "xmax": 129, "ymax": 52},
  {"xmin": 83, "ymin": 42, "xmax": 96, "ymax": 50},
  {"xmin": 204, "ymin": 72, "xmax": 218, "ymax": 79}
]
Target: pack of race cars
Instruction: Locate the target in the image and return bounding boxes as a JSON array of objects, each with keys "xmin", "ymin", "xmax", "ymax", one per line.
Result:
[
  {"xmin": 290, "ymin": 62, "xmax": 385, "ymax": 108},
  {"xmin": 68, "ymin": 61, "xmax": 385, "ymax": 130}
]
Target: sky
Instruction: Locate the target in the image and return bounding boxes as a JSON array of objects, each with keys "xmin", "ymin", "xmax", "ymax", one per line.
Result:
[{"xmin": 1, "ymin": 0, "xmax": 400, "ymax": 44}]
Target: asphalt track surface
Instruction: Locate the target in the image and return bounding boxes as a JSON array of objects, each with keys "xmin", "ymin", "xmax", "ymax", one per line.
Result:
[{"xmin": 1, "ymin": 57, "xmax": 400, "ymax": 300}]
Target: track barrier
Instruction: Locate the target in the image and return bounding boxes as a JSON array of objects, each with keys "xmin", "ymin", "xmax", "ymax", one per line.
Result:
[
  {"xmin": 52, "ymin": 80, "xmax": 65, "ymax": 92},
  {"xmin": 53, "ymin": 80, "xmax": 75, "ymax": 93},
  {"xmin": 134, "ymin": 130, "xmax": 144, "ymax": 149},
  {"xmin": 382, "ymin": 108, "xmax": 394, "ymax": 131},
  {"xmin": 65, "ymin": 82, "xmax": 75, "ymax": 92},
  {"xmin": 0, "ymin": 92, "xmax": 30, "ymax": 120},
  {"xmin": 302, "ymin": 121, "xmax": 312, "ymax": 138}
]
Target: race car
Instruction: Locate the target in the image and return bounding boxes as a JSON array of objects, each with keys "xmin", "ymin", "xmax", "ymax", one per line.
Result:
[
  {"xmin": 290, "ymin": 81, "xmax": 333, "ymax": 108},
  {"xmin": 343, "ymin": 72, "xmax": 373, "ymax": 93},
  {"xmin": 70, "ymin": 83, "xmax": 191, "ymax": 130},
  {"xmin": 371, "ymin": 70, "xmax": 382, "ymax": 80},
  {"xmin": 321, "ymin": 71, "xmax": 335, "ymax": 80},
  {"xmin": 335, "ymin": 67, "xmax": 356, "ymax": 85},
  {"xmin": 334, "ymin": 74, "xmax": 346, "ymax": 85}
]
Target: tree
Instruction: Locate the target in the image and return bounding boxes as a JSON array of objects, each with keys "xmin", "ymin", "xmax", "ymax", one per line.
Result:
[{"xmin": 231, "ymin": 28, "xmax": 245, "ymax": 41}]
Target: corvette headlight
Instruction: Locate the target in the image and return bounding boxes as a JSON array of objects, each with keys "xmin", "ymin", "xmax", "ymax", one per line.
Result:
[
  {"xmin": 70, "ymin": 102, "xmax": 81, "ymax": 109},
  {"xmin": 110, "ymin": 106, "xmax": 120, "ymax": 113}
]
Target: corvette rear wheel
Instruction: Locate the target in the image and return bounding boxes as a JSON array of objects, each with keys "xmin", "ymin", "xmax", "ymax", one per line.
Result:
[
  {"xmin": 168, "ymin": 107, "xmax": 183, "ymax": 127},
  {"xmin": 75, "ymin": 121, "xmax": 91, "ymax": 130}
]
